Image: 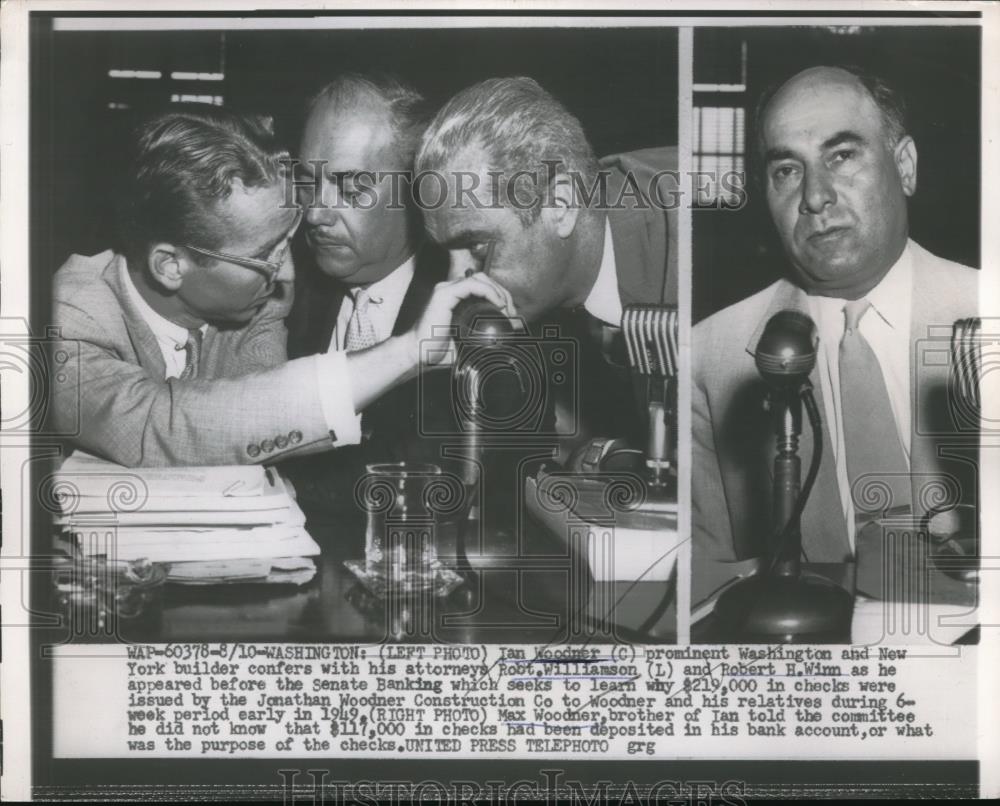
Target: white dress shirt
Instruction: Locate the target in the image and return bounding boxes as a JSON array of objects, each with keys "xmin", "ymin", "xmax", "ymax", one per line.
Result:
[
  {"xmin": 121, "ymin": 262, "xmax": 207, "ymax": 379},
  {"xmin": 807, "ymin": 243, "xmax": 913, "ymax": 549},
  {"xmin": 122, "ymin": 260, "xmax": 362, "ymax": 448},
  {"xmin": 583, "ymin": 217, "xmax": 623, "ymax": 327},
  {"xmin": 330, "ymin": 256, "xmax": 416, "ymax": 352}
]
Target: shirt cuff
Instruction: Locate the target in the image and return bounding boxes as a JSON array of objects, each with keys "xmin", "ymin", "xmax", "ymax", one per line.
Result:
[{"xmin": 315, "ymin": 350, "xmax": 362, "ymax": 447}]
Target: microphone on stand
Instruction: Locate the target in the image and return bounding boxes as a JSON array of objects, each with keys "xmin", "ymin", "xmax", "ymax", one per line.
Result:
[
  {"xmin": 951, "ymin": 317, "xmax": 982, "ymax": 423},
  {"xmin": 450, "ymin": 297, "xmax": 517, "ymax": 488},
  {"xmin": 713, "ymin": 309, "xmax": 853, "ymax": 643},
  {"xmin": 621, "ymin": 304, "xmax": 679, "ymax": 496}
]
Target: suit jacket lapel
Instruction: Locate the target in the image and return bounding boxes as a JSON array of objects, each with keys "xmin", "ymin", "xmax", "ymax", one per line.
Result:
[
  {"xmin": 314, "ymin": 285, "xmax": 344, "ymax": 353},
  {"xmin": 608, "ymin": 208, "xmax": 653, "ymax": 308},
  {"xmin": 103, "ymin": 256, "xmax": 167, "ymax": 379},
  {"xmin": 603, "ymin": 150, "xmax": 674, "ymax": 307},
  {"xmin": 744, "ymin": 278, "xmax": 849, "ymax": 561},
  {"xmin": 391, "ymin": 243, "xmax": 445, "ymax": 336}
]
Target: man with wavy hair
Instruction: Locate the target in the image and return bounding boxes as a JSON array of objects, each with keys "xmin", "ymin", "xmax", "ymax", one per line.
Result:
[{"xmin": 415, "ymin": 76, "xmax": 678, "ymax": 450}]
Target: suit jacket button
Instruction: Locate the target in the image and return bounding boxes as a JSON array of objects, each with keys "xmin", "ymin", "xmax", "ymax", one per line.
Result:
[
  {"xmin": 289, "ymin": 430, "xmax": 303, "ymax": 445},
  {"xmin": 261, "ymin": 439, "xmax": 275, "ymax": 453},
  {"xmin": 275, "ymin": 435, "xmax": 288, "ymax": 449},
  {"xmin": 247, "ymin": 444, "xmax": 261, "ymax": 458}
]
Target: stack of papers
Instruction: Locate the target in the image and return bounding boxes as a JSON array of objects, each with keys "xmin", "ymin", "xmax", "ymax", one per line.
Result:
[{"xmin": 52, "ymin": 452, "xmax": 320, "ymax": 585}]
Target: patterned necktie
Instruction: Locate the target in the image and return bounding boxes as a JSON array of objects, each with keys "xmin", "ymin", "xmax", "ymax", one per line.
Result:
[
  {"xmin": 839, "ymin": 299, "xmax": 911, "ymax": 514},
  {"xmin": 178, "ymin": 328, "xmax": 203, "ymax": 380},
  {"xmin": 344, "ymin": 288, "xmax": 378, "ymax": 352}
]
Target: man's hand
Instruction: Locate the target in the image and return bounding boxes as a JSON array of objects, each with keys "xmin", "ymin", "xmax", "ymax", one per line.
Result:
[
  {"xmin": 343, "ymin": 273, "xmax": 514, "ymax": 413},
  {"xmin": 406, "ymin": 272, "xmax": 516, "ymax": 366}
]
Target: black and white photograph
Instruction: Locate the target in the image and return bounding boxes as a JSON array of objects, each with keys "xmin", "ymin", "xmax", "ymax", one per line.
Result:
[
  {"xmin": 0, "ymin": 2, "xmax": 996, "ymax": 803},
  {"xmin": 689, "ymin": 25, "xmax": 985, "ymax": 645}
]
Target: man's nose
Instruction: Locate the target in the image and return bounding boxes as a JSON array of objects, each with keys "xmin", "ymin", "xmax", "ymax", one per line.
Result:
[
  {"xmin": 799, "ymin": 167, "xmax": 837, "ymax": 215},
  {"xmin": 304, "ymin": 197, "xmax": 339, "ymax": 227},
  {"xmin": 303, "ymin": 181, "xmax": 344, "ymax": 227}
]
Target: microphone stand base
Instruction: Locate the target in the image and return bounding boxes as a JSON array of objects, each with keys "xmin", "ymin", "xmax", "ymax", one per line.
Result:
[{"xmin": 713, "ymin": 572, "xmax": 853, "ymax": 644}]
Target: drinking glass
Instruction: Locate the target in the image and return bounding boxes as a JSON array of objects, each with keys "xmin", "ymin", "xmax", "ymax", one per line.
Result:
[{"xmin": 345, "ymin": 462, "xmax": 464, "ymax": 598}]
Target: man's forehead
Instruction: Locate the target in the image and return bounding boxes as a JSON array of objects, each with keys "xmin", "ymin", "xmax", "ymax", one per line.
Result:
[
  {"xmin": 300, "ymin": 100, "xmax": 395, "ymax": 169},
  {"xmin": 763, "ymin": 69, "xmax": 879, "ymax": 149}
]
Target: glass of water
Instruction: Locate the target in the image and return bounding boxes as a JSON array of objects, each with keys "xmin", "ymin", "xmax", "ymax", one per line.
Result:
[{"xmin": 345, "ymin": 462, "xmax": 464, "ymax": 598}]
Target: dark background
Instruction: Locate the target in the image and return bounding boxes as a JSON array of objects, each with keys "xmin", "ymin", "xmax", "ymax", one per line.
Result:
[
  {"xmin": 30, "ymin": 22, "xmax": 677, "ymax": 285},
  {"xmin": 693, "ymin": 26, "xmax": 981, "ymax": 322}
]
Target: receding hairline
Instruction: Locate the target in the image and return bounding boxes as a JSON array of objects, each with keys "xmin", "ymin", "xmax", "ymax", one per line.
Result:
[{"xmin": 759, "ymin": 66, "xmax": 900, "ymax": 153}]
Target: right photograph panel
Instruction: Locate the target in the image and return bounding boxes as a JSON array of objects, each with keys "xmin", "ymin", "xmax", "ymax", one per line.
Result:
[{"xmin": 689, "ymin": 25, "xmax": 982, "ymax": 645}]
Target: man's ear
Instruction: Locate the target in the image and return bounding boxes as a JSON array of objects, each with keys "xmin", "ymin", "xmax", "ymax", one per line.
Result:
[
  {"xmin": 541, "ymin": 172, "xmax": 580, "ymax": 239},
  {"xmin": 894, "ymin": 135, "xmax": 918, "ymax": 197},
  {"xmin": 147, "ymin": 244, "xmax": 190, "ymax": 292}
]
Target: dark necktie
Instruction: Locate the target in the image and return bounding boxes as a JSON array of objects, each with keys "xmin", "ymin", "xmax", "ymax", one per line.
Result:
[
  {"xmin": 179, "ymin": 329, "xmax": 203, "ymax": 380},
  {"xmin": 839, "ymin": 299, "xmax": 911, "ymax": 514}
]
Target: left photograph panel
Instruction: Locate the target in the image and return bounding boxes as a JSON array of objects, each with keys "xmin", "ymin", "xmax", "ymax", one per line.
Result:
[{"xmin": 21, "ymin": 13, "xmax": 685, "ymax": 793}]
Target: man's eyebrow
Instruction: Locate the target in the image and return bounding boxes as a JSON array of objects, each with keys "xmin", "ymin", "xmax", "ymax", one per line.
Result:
[
  {"xmin": 440, "ymin": 229, "xmax": 492, "ymax": 250},
  {"xmin": 764, "ymin": 147, "xmax": 796, "ymax": 164},
  {"xmin": 764, "ymin": 132, "xmax": 868, "ymax": 164},
  {"xmin": 820, "ymin": 131, "xmax": 866, "ymax": 151}
]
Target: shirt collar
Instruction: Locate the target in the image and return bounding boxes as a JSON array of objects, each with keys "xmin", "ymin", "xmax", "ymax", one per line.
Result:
[
  {"xmin": 864, "ymin": 241, "xmax": 912, "ymax": 330},
  {"xmin": 120, "ymin": 259, "xmax": 203, "ymax": 346},
  {"xmin": 807, "ymin": 240, "xmax": 913, "ymax": 331},
  {"xmin": 353, "ymin": 254, "xmax": 415, "ymax": 305},
  {"xmin": 583, "ymin": 216, "xmax": 622, "ymax": 327}
]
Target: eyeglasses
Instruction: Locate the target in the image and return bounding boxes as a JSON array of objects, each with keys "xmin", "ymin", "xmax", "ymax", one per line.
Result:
[{"xmin": 181, "ymin": 208, "xmax": 303, "ymax": 287}]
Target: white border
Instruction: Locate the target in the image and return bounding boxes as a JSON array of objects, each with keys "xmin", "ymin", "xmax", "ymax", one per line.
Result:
[{"xmin": 2, "ymin": 1, "xmax": 997, "ymax": 800}]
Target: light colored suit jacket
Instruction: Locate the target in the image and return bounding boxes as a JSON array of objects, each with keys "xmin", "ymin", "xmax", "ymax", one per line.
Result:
[
  {"xmin": 693, "ymin": 240, "xmax": 979, "ymax": 563},
  {"xmin": 51, "ymin": 251, "xmax": 336, "ymax": 467}
]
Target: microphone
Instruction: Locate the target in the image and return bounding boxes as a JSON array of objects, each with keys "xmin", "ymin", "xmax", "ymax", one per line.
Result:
[
  {"xmin": 951, "ymin": 317, "xmax": 982, "ymax": 418},
  {"xmin": 450, "ymin": 298, "xmax": 519, "ymax": 488},
  {"xmin": 621, "ymin": 304, "xmax": 679, "ymax": 489},
  {"xmin": 713, "ymin": 309, "xmax": 852, "ymax": 643},
  {"xmin": 754, "ymin": 309, "xmax": 817, "ymax": 389}
]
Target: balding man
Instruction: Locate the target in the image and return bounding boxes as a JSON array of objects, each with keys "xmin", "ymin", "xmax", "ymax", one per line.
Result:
[
  {"xmin": 282, "ymin": 75, "xmax": 451, "ymax": 513},
  {"xmin": 692, "ymin": 65, "xmax": 979, "ymax": 563}
]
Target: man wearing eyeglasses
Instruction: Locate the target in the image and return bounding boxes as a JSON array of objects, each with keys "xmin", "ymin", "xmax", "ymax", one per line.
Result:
[{"xmin": 50, "ymin": 105, "xmax": 511, "ymax": 467}]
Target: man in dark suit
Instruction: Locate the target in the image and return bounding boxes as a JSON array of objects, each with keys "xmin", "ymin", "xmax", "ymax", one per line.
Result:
[
  {"xmin": 283, "ymin": 75, "xmax": 453, "ymax": 518},
  {"xmin": 692, "ymin": 66, "xmax": 979, "ymax": 564},
  {"xmin": 414, "ymin": 77, "xmax": 678, "ymax": 456}
]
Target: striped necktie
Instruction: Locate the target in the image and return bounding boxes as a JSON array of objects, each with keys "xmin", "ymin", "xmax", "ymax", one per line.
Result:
[{"xmin": 178, "ymin": 329, "xmax": 203, "ymax": 380}]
